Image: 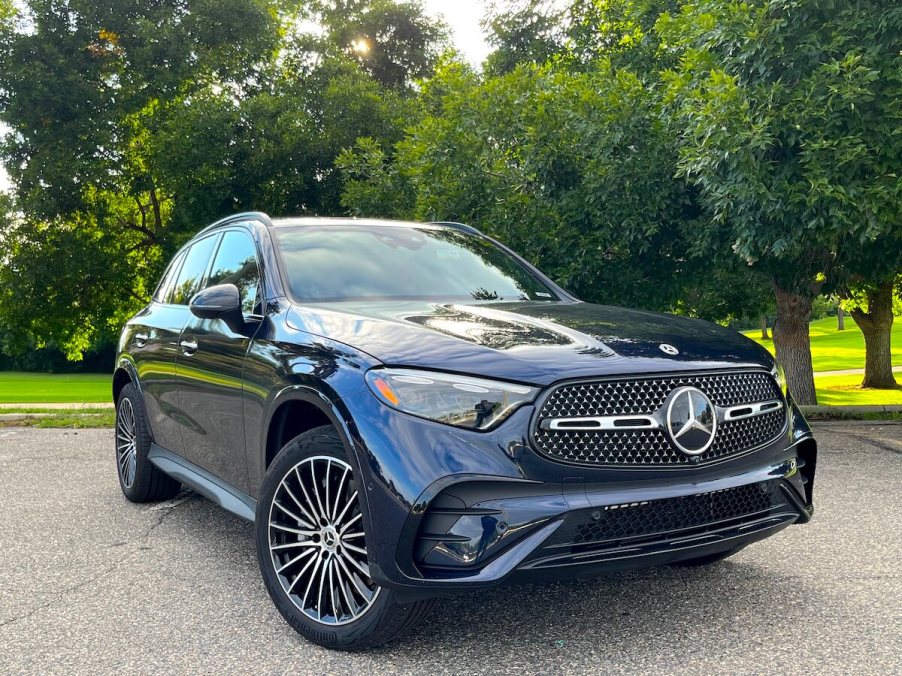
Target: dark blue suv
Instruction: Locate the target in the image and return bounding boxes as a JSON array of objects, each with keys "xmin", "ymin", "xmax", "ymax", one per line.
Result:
[{"xmin": 114, "ymin": 212, "xmax": 817, "ymax": 649}]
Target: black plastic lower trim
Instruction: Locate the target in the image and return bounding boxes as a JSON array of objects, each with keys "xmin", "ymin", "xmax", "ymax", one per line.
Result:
[{"xmin": 148, "ymin": 444, "xmax": 257, "ymax": 522}]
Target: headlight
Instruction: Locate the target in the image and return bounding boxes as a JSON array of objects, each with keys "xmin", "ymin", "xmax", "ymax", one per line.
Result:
[
  {"xmin": 772, "ymin": 363, "xmax": 788, "ymax": 399},
  {"xmin": 365, "ymin": 368, "xmax": 540, "ymax": 431}
]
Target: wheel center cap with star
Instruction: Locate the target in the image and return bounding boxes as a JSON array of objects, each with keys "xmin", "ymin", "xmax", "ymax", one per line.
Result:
[
  {"xmin": 665, "ymin": 386, "xmax": 717, "ymax": 455},
  {"xmin": 322, "ymin": 525, "xmax": 339, "ymax": 550}
]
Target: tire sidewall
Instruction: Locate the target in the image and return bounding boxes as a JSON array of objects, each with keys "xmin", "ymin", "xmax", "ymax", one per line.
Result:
[
  {"xmin": 115, "ymin": 383, "xmax": 154, "ymax": 500},
  {"xmin": 254, "ymin": 427, "xmax": 411, "ymax": 650}
]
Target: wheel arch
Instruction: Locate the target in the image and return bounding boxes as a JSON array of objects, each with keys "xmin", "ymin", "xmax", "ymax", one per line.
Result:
[
  {"xmin": 258, "ymin": 386, "xmax": 375, "ymax": 540},
  {"xmin": 264, "ymin": 395, "xmax": 333, "ymax": 471},
  {"xmin": 112, "ymin": 357, "xmax": 141, "ymax": 403}
]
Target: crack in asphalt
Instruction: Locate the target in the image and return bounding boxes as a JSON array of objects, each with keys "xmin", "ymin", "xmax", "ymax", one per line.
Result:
[
  {"xmin": 0, "ymin": 565, "xmax": 119, "ymax": 630},
  {"xmin": 143, "ymin": 494, "xmax": 194, "ymax": 539},
  {"xmin": 0, "ymin": 494, "xmax": 191, "ymax": 631}
]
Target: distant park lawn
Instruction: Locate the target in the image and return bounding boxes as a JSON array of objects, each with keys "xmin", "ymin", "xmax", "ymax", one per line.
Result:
[
  {"xmin": 814, "ymin": 374, "xmax": 902, "ymax": 406},
  {"xmin": 0, "ymin": 372, "xmax": 111, "ymax": 403},
  {"xmin": 744, "ymin": 315, "xmax": 902, "ymax": 407},
  {"xmin": 743, "ymin": 316, "xmax": 902, "ymax": 372}
]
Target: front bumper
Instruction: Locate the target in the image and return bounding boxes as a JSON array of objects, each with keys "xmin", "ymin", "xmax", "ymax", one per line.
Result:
[{"xmin": 339, "ymin": 389, "xmax": 816, "ymax": 601}]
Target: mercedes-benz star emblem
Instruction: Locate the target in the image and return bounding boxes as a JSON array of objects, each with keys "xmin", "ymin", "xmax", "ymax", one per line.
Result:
[
  {"xmin": 666, "ymin": 386, "xmax": 717, "ymax": 455},
  {"xmin": 659, "ymin": 343, "xmax": 679, "ymax": 355}
]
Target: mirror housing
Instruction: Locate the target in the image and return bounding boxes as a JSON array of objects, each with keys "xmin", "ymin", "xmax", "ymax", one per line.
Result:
[{"xmin": 189, "ymin": 284, "xmax": 245, "ymax": 332}]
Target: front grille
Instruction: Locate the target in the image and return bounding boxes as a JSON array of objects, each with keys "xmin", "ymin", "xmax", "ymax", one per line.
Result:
[
  {"xmin": 532, "ymin": 371, "xmax": 785, "ymax": 466},
  {"xmin": 569, "ymin": 481, "xmax": 781, "ymax": 546}
]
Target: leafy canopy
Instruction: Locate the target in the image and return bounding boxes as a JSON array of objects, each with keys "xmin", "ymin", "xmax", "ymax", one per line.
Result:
[
  {"xmin": 658, "ymin": 0, "xmax": 902, "ymax": 293},
  {"xmin": 340, "ymin": 60, "xmax": 702, "ymax": 310}
]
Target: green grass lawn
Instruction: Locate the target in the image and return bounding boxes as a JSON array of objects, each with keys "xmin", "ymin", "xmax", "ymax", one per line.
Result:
[
  {"xmin": 743, "ymin": 316, "xmax": 902, "ymax": 372},
  {"xmin": 0, "ymin": 407, "xmax": 116, "ymax": 428},
  {"xmin": 815, "ymin": 374, "xmax": 902, "ymax": 406},
  {"xmin": 742, "ymin": 316, "xmax": 902, "ymax": 406},
  {"xmin": 0, "ymin": 372, "xmax": 111, "ymax": 403}
]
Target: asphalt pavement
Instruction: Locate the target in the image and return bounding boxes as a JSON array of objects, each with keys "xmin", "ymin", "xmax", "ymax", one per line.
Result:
[{"xmin": 0, "ymin": 423, "xmax": 899, "ymax": 675}]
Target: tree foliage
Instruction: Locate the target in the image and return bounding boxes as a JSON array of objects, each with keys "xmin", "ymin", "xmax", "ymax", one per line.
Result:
[
  {"xmin": 0, "ymin": 0, "xmax": 443, "ymax": 359},
  {"xmin": 0, "ymin": 0, "xmax": 899, "ymax": 391},
  {"xmin": 568, "ymin": 0, "xmax": 682, "ymax": 72},
  {"xmin": 483, "ymin": 1, "xmax": 568, "ymax": 76},
  {"xmin": 657, "ymin": 0, "xmax": 902, "ymax": 401},
  {"xmin": 0, "ymin": 0, "xmax": 280, "ymax": 219},
  {"xmin": 340, "ymin": 60, "xmax": 702, "ymax": 310},
  {"xmin": 302, "ymin": 0, "xmax": 448, "ymax": 89}
]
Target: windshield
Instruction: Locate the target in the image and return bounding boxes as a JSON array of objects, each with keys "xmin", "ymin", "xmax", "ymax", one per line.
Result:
[{"xmin": 273, "ymin": 225, "xmax": 558, "ymax": 303}]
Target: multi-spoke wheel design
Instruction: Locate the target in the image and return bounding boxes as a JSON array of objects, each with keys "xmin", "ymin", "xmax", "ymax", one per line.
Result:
[
  {"xmin": 268, "ymin": 455, "xmax": 380, "ymax": 626},
  {"xmin": 116, "ymin": 397, "xmax": 138, "ymax": 488},
  {"xmin": 113, "ymin": 383, "xmax": 180, "ymax": 503}
]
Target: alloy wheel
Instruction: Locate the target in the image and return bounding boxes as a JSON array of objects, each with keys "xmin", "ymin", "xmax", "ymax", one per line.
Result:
[
  {"xmin": 268, "ymin": 455, "xmax": 380, "ymax": 626},
  {"xmin": 116, "ymin": 398, "xmax": 138, "ymax": 488}
]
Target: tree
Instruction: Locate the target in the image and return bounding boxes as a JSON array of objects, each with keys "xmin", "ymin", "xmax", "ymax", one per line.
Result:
[
  {"xmin": 150, "ymin": 57, "xmax": 415, "ymax": 229},
  {"xmin": 565, "ymin": 0, "xmax": 686, "ymax": 75},
  {"xmin": 0, "ymin": 0, "xmax": 445, "ymax": 360},
  {"xmin": 0, "ymin": 192, "xmax": 160, "ymax": 358},
  {"xmin": 847, "ymin": 278, "xmax": 898, "ymax": 389},
  {"xmin": 302, "ymin": 0, "xmax": 448, "ymax": 89},
  {"xmin": 340, "ymin": 60, "xmax": 704, "ymax": 311},
  {"xmin": 837, "ymin": 232, "xmax": 902, "ymax": 388},
  {"xmin": 677, "ymin": 263, "xmax": 776, "ymax": 332},
  {"xmin": 482, "ymin": 1, "xmax": 568, "ymax": 76},
  {"xmin": 0, "ymin": 0, "xmax": 280, "ymax": 220},
  {"xmin": 0, "ymin": 0, "xmax": 281, "ymax": 356},
  {"xmin": 658, "ymin": 0, "xmax": 902, "ymax": 404}
]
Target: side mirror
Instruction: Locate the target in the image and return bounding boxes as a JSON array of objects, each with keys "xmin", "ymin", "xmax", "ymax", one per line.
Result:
[{"xmin": 189, "ymin": 284, "xmax": 245, "ymax": 332}]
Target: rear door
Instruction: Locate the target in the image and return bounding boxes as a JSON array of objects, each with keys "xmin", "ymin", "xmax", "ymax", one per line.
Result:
[
  {"xmin": 128, "ymin": 248, "xmax": 188, "ymax": 453},
  {"xmin": 174, "ymin": 227, "xmax": 264, "ymax": 492}
]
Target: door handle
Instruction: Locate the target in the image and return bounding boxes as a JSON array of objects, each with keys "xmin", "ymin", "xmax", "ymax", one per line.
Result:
[
  {"xmin": 134, "ymin": 333, "xmax": 149, "ymax": 347},
  {"xmin": 179, "ymin": 339, "xmax": 198, "ymax": 355}
]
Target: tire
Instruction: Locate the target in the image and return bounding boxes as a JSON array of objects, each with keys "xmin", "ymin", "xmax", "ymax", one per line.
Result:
[
  {"xmin": 256, "ymin": 425, "xmax": 434, "ymax": 650},
  {"xmin": 671, "ymin": 545, "xmax": 745, "ymax": 567},
  {"xmin": 115, "ymin": 382, "xmax": 181, "ymax": 503}
]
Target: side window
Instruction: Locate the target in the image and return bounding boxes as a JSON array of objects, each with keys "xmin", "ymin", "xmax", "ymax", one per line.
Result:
[
  {"xmin": 207, "ymin": 230, "xmax": 262, "ymax": 315},
  {"xmin": 154, "ymin": 250, "xmax": 185, "ymax": 303},
  {"xmin": 170, "ymin": 235, "xmax": 219, "ymax": 306}
]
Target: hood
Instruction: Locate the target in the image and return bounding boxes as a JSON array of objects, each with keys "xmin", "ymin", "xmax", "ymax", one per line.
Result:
[{"xmin": 286, "ymin": 300, "xmax": 774, "ymax": 386}]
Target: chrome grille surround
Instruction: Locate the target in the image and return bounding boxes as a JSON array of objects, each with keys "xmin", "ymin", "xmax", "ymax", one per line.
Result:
[{"xmin": 531, "ymin": 371, "xmax": 787, "ymax": 467}]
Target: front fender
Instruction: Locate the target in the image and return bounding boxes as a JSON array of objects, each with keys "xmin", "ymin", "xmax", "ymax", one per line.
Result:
[{"xmin": 254, "ymin": 383, "xmax": 378, "ymax": 548}]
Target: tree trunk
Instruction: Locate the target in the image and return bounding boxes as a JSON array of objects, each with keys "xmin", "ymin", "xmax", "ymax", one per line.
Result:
[
  {"xmin": 759, "ymin": 314, "xmax": 769, "ymax": 340},
  {"xmin": 772, "ymin": 283, "xmax": 817, "ymax": 405},
  {"xmin": 837, "ymin": 306, "xmax": 845, "ymax": 331},
  {"xmin": 850, "ymin": 279, "xmax": 896, "ymax": 389}
]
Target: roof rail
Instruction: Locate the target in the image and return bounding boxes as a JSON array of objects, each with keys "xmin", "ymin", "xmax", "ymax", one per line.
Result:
[
  {"xmin": 430, "ymin": 220, "xmax": 483, "ymax": 236},
  {"xmin": 198, "ymin": 211, "xmax": 273, "ymax": 236}
]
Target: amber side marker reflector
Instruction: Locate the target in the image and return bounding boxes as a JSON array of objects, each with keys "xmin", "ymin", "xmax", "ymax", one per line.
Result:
[{"xmin": 373, "ymin": 377, "xmax": 400, "ymax": 405}]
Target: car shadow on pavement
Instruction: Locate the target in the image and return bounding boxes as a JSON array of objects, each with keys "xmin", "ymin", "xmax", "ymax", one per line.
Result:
[{"xmin": 405, "ymin": 563, "xmax": 809, "ymax": 655}]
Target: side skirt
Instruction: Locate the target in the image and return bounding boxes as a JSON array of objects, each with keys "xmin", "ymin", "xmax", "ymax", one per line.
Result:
[{"xmin": 148, "ymin": 444, "xmax": 256, "ymax": 522}]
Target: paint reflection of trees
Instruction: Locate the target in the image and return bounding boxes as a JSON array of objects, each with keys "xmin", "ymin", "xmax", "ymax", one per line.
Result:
[
  {"xmin": 470, "ymin": 288, "xmax": 501, "ymax": 301},
  {"xmin": 405, "ymin": 306, "xmax": 571, "ymax": 350}
]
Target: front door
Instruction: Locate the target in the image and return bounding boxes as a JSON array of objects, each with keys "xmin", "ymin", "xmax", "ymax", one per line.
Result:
[{"xmin": 175, "ymin": 228, "xmax": 264, "ymax": 493}]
